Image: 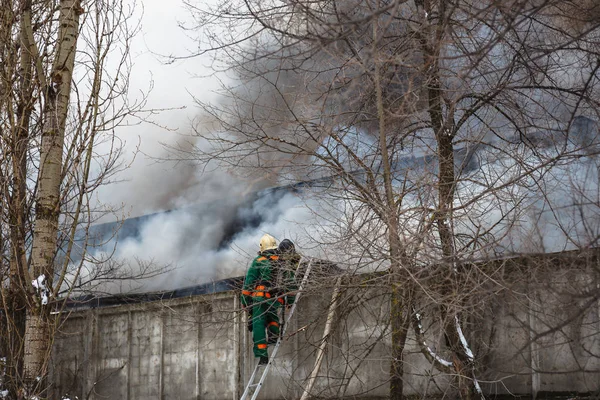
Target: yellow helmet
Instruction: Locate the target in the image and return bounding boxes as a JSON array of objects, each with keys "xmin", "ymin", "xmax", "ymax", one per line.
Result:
[{"xmin": 259, "ymin": 234, "xmax": 278, "ymax": 252}]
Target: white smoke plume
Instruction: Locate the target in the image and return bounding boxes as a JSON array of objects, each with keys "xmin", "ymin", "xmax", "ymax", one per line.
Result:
[
  {"xmin": 73, "ymin": 0, "xmax": 600, "ymax": 295},
  {"xmin": 81, "ymin": 157, "xmax": 329, "ymax": 293}
]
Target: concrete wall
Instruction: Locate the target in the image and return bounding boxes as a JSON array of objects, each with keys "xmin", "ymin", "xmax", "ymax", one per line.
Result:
[
  {"xmin": 52, "ymin": 294, "xmax": 241, "ymax": 400},
  {"xmin": 51, "ymin": 272, "xmax": 600, "ymax": 399}
]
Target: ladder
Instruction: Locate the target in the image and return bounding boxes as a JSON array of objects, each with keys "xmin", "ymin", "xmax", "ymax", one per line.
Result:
[{"xmin": 240, "ymin": 257, "xmax": 314, "ymax": 400}]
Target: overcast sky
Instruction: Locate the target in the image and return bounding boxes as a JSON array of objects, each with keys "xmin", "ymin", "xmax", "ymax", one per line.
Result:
[{"xmin": 95, "ymin": 0, "xmax": 225, "ymax": 217}]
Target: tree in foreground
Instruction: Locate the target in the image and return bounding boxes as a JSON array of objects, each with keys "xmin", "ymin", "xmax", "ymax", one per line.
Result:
[
  {"xmin": 0, "ymin": 0, "xmax": 158, "ymax": 397},
  {"xmin": 181, "ymin": 0, "xmax": 600, "ymax": 397}
]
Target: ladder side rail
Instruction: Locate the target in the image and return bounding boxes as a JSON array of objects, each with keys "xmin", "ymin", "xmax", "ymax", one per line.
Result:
[
  {"xmin": 248, "ymin": 361, "xmax": 273, "ymax": 400},
  {"xmin": 240, "ymin": 362, "xmax": 263, "ymax": 400}
]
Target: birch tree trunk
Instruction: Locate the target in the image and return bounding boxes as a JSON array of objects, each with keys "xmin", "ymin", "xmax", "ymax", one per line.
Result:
[
  {"xmin": 5, "ymin": 1, "xmax": 35, "ymax": 394},
  {"xmin": 23, "ymin": 0, "xmax": 82, "ymax": 394}
]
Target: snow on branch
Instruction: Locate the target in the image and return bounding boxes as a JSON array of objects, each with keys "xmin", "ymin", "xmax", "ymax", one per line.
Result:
[
  {"xmin": 413, "ymin": 309, "xmax": 485, "ymax": 398},
  {"xmin": 411, "ymin": 307, "xmax": 454, "ymax": 373},
  {"xmin": 455, "ymin": 315, "xmax": 474, "ymax": 360},
  {"xmin": 454, "ymin": 316, "xmax": 485, "ymax": 399}
]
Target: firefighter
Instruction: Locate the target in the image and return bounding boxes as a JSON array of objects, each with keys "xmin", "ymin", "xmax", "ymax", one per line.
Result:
[
  {"xmin": 241, "ymin": 234, "xmax": 283, "ymax": 365},
  {"xmin": 276, "ymin": 239, "xmax": 300, "ymax": 308}
]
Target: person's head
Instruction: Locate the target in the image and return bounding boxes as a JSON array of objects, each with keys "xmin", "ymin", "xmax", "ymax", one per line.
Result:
[
  {"xmin": 278, "ymin": 239, "xmax": 295, "ymax": 254},
  {"xmin": 259, "ymin": 234, "xmax": 278, "ymax": 253}
]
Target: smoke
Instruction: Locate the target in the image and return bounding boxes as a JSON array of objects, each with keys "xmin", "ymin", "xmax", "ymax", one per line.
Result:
[
  {"xmin": 449, "ymin": 118, "xmax": 600, "ymax": 258},
  {"xmin": 82, "ymin": 174, "xmax": 330, "ymax": 293},
  {"xmin": 79, "ymin": 113, "xmax": 600, "ymax": 294},
  {"xmin": 75, "ymin": 0, "xmax": 600, "ymax": 295}
]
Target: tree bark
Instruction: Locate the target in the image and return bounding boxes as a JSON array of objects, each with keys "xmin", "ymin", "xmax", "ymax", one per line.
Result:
[
  {"xmin": 23, "ymin": 0, "xmax": 82, "ymax": 395},
  {"xmin": 4, "ymin": 1, "xmax": 34, "ymax": 396},
  {"xmin": 417, "ymin": 2, "xmax": 477, "ymax": 398},
  {"xmin": 389, "ymin": 280, "xmax": 411, "ymax": 400},
  {"xmin": 372, "ymin": 19, "xmax": 411, "ymax": 398}
]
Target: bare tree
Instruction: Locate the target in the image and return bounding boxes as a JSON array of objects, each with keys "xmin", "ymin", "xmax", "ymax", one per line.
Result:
[
  {"xmin": 177, "ymin": 0, "xmax": 600, "ymax": 398},
  {"xmin": 0, "ymin": 0, "xmax": 160, "ymax": 398}
]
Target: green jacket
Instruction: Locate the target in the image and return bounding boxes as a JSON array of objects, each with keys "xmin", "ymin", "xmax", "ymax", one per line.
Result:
[
  {"xmin": 241, "ymin": 251, "xmax": 301, "ymax": 308},
  {"xmin": 241, "ymin": 250, "xmax": 279, "ymax": 309}
]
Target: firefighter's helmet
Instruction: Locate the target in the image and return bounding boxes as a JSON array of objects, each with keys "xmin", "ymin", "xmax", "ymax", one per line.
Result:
[
  {"xmin": 278, "ymin": 239, "xmax": 295, "ymax": 253},
  {"xmin": 259, "ymin": 234, "xmax": 278, "ymax": 252}
]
